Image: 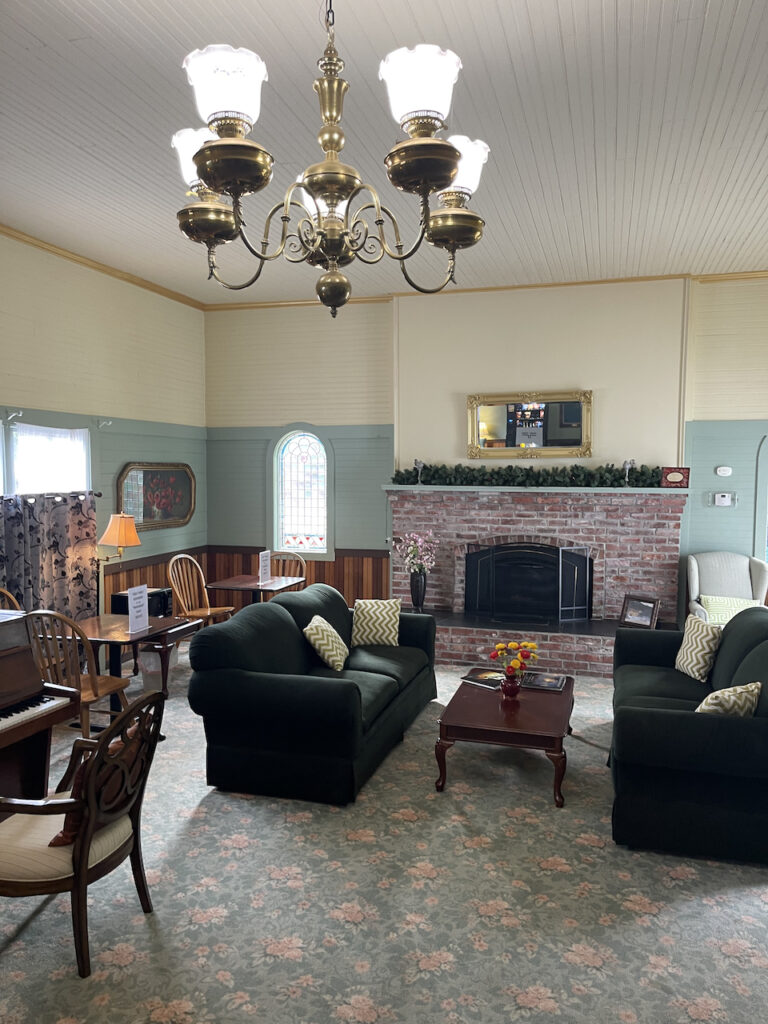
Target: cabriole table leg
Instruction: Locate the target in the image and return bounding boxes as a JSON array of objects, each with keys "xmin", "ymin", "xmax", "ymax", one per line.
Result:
[{"xmin": 435, "ymin": 737, "xmax": 454, "ymax": 791}]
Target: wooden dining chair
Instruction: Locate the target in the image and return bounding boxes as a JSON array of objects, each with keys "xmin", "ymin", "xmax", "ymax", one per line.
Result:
[
  {"xmin": 0, "ymin": 691, "xmax": 164, "ymax": 978},
  {"xmin": 167, "ymin": 553, "xmax": 234, "ymax": 625},
  {"xmin": 0, "ymin": 587, "xmax": 21, "ymax": 610},
  {"xmin": 270, "ymin": 551, "xmax": 307, "ymax": 593},
  {"xmin": 26, "ymin": 610, "xmax": 131, "ymax": 738}
]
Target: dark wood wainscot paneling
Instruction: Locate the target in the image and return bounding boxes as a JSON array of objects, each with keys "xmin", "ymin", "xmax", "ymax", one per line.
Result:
[{"xmin": 104, "ymin": 548, "xmax": 391, "ymax": 615}]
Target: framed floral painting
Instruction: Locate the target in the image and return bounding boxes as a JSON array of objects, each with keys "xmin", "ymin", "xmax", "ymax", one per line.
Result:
[{"xmin": 117, "ymin": 462, "xmax": 196, "ymax": 530}]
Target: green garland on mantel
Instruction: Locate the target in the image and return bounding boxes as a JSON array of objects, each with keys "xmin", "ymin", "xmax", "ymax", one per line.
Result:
[{"xmin": 391, "ymin": 463, "xmax": 664, "ymax": 488}]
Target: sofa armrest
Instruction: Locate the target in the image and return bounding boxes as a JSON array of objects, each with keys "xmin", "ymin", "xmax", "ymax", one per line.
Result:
[
  {"xmin": 398, "ymin": 612, "xmax": 436, "ymax": 665},
  {"xmin": 188, "ymin": 668, "xmax": 363, "ymax": 756},
  {"xmin": 613, "ymin": 627, "xmax": 683, "ymax": 671},
  {"xmin": 612, "ymin": 705, "xmax": 768, "ymax": 779}
]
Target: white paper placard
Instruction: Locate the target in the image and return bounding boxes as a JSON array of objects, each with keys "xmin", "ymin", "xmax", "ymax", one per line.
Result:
[
  {"xmin": 127, "ymin": 583, "xmax": 149, "ymax": 634},
  {"xmin": 258, "ymin": 549, "xmax": 271, "ymax": 584}
]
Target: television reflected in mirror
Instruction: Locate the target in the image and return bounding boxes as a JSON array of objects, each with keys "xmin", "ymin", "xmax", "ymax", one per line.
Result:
[{"xmin": 467, "ymin": 391, "xmax": 592, "ymax": 459}]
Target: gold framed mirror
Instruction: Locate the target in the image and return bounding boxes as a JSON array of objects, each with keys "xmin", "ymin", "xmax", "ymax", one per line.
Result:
[{"xmin": 467, "ymin": 390, "xmax": 592, "ymax": 459}]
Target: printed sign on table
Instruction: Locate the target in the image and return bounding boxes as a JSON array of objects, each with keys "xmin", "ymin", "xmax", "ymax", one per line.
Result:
[{"xmin": 127, "ymin": 584, "xmax": 149, "ymax": 634}]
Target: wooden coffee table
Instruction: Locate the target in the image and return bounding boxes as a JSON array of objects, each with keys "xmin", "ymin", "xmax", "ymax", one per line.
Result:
[{"xmin": 435, "ymin": 676, "xmax": 575, "ymax": 807}]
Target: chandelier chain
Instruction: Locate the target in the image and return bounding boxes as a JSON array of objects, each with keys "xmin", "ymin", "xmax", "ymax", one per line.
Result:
[{"xmin": 325, "ymin": 0, "xmax": 335, "ymax": 31}]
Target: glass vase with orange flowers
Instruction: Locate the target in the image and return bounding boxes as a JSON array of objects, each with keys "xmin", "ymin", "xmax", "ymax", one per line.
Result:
[{"xmin": 489, "ymin": 640, "xmax": 539, "ymax": 701}]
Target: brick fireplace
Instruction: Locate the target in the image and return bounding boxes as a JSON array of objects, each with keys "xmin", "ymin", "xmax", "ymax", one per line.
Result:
[{"xmin": 384, "ymin": 486, "xmax": 688, "ymax": 678}]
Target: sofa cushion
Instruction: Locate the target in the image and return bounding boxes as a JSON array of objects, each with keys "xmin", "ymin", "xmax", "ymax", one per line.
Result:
[
  {"xmin": 272, "ymin": 584, "xmax": 353, "ymax": 648},
  {"xmin": 303, "ymin": 615, "xmax": 348, "ymax": 671},
  {"xmin": 614, "ymin": 664, "xmax": 712, "ymax": 709},
  {"xmin": 674, "ymin": 615, "xmax": 722, "ymax": 682},
  {"xmin": 308, "ymin": 668, "xmax": 400, "ymax": 730},
  {"xmin": 695, "ymin": 681, "xmax": 761, "ymax": 717},
  {"xmin": 347, "ymin": 645, "xmax": 429, "ymax": 692},
  {"xmin": 699, "ymin": 594, "xmax": 762, "ymax": 625},
  {"xmin": 190, "ymin": 602, "xmax": 310, "ymax": 675},
  {"xmin": 351, "ymin": 599, "xmax": 401, "ymax": 647}
]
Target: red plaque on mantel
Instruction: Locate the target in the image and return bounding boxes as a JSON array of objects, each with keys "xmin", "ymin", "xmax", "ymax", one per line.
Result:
[{"xmin": 660, "ymin": 467, "xmax": 690, "ymax": 488}]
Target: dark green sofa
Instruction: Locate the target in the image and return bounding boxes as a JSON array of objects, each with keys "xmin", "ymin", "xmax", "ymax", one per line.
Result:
[
  {"xmin": 187, "ymin": 584, "xmax": 436, "ymax": 805},
  {"xmin": 611, "ymin": 606, "xmax": 768, "ymax": 862}
]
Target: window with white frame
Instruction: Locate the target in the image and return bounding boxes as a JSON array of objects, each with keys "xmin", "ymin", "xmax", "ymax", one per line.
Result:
[
  {"xmin": 7, "ymin": 423, "xmax": 90, "ymax": 494},
  {"xmin": 275, "ymin": 431, "xmax": 327, "ymax": 553}
]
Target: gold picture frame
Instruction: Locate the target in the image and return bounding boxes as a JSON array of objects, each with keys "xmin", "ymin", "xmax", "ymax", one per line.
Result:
[
  {"xmin": 116, "ymin": 462, "xmax": 196, "ymax": 531},
  {"xmin": 467, "ymin": 390, "xmax": 592, "ymax": 459}
]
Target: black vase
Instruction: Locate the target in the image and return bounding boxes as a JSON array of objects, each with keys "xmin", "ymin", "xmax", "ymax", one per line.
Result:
[{"xmin": 410, "ymin": 570, "xmax": 427, "ymax": 613}]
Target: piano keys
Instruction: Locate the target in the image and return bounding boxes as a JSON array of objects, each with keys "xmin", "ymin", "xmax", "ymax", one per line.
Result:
[{"xmin": 0, "ymin": 614, "xmax": 79, "ymax": 806}]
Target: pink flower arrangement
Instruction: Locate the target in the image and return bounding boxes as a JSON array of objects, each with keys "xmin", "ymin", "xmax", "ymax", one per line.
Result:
[{"xmin": 394, "ymin": 530, "xmax": 438, "ymax": 574}]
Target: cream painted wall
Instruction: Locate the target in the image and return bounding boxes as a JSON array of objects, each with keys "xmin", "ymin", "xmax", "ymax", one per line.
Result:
[
  {"xmin": 0, "ymin": 235, "xmax": 205, "ymax": 425},
  {"xmin": 394, "ymin": 279, "xmax": 687, "ymax": 469},
  {"xmin": 204, "ymin": 301, "xmax": 393, "ymax": 427},
  {"xmin": 687, "ymin": 279, "xmax": 768, "ymax": 421}
]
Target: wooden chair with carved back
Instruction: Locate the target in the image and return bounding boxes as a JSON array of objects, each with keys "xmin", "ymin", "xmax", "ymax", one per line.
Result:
[
  {"xmin": 26, "ymin": 610, "xmax": 131, "ymax": 738},
  {"xmin": 0, "ymin": 691, "xmax": 164, "ymax": 977},
  {"xmin": 167, "ymin": 553, "xmax": 234, "ymax": 625},
  {"xmin": 269, "ymin": 551, "xmax": 307, "ymax": 595},
  {"xmin": 0, "ymin": 587, "xmax": 21, "ymax": 610}
]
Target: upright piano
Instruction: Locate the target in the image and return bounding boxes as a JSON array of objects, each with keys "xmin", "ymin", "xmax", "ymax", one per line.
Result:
[{"xmin": 0, "ymin": 612, "xmax": 79, "ymax": 801}]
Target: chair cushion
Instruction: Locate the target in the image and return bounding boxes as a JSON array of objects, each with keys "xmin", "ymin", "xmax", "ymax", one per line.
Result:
[
  {"xmin": 346, "ymin": 645, "xmax": 429, "ymax": 691},
  {"xmin": 351, "ymin": 599, "xmax": 401, "ymax": 647},
  {"xmin": 699, "ymin": 594, "xmax": 762, "ymax": 625},
  {"xmin": 695, "ymin": 681, "xmax": 762, "ymax": 717},
  {"xmin": 303, "ymin": 615, "xmax": 349, "ymax": 671},
  {"xmin": 0, "ymin": 793, "xmax": 132, "ymax": 882},
  {"xmin": 674, "ymin": 615, "xmax": 722, "ymax": 682}
]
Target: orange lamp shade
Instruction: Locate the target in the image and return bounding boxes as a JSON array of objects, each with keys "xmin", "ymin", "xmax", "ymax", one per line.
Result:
[{"xmin": 98, "ymin": 513, "xmax": 141, "ymax": 550}]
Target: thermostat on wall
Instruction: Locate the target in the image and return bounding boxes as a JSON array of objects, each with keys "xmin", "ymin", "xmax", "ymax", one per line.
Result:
[{"xmin": 714, "ymin": 492, "xmax": 735, "ymax": 507}]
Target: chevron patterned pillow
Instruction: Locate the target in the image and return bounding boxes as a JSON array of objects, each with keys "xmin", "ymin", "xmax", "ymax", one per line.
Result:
[
  {"xmin": 674, "ymin": 615, "xmax": 723, "ymax": 682},
  {"xmin": 695, "ymin": 680, "xmax": 762, "ymax": 716},
  {"xmin": 351, "ymin": 598, "xmax": 401, "ymax": 647},
  {"xmin": 303, "ymin": 615, "xmax": 349, "ymax": 671}
]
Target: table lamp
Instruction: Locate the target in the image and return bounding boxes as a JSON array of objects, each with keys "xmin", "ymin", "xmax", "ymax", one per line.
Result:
[{"xmin": 98, "ymin": 513, "xmax": 141, "ymax": 561}]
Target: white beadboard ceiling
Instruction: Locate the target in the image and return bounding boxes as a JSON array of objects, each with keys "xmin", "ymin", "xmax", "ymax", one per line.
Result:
[{"xmin": 2, "ymin": 0, "xmax": 768, "ymax": 308}]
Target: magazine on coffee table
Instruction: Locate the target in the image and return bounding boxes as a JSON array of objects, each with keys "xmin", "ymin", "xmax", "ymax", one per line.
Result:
[
  {"xmin": 519, "ymin": 672, "xmax": 568, "ymax": 691},
  {"xmin": 460, "ymin": 667, "xmax": 503, "ymax": 689}
]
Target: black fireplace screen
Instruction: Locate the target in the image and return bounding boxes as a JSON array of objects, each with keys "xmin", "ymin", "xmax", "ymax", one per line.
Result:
[{"xmin": 464, "ymin": 543, "xmax": 592, "ymax": 623}]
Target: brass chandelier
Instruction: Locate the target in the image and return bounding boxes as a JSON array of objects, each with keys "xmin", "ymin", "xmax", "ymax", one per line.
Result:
[{"xmin": 173, "ymin": 0, "xmax": 489, "ymax": 316}]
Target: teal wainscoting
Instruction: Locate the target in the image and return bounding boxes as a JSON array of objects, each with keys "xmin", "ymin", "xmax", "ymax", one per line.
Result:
[
  {"xmin": 678, "ymin": 419, "xmax": 768, "ymax": 621},
  {"xmin": 206, "ymin": 424, "xmax": 394, "ymax": 554}
]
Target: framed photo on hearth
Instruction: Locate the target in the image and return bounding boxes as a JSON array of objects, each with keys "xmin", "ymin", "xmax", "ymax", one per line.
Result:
[{"xmin": 619, "ymin": 594, "xmax": 660, "ymax": 629}]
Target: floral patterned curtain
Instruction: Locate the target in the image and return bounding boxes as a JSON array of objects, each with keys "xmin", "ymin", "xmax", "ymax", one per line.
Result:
[{"xmin": 0, "ymin": 492, "xmax": 98, "ymax": 619}]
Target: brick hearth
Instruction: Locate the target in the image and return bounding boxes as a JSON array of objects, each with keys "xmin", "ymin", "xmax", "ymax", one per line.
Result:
[{"xmin": 385, "ymin": 486, "xmax": 688, "ymax": 678}]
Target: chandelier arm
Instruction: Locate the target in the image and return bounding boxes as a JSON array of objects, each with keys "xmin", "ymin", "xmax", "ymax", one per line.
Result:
[
  {"xmin": 206, "ymin": 246, "xmax": 269, "ymax": 290},
  {"xmin": 397, "ymin": 250, "xmax": 457, "ymax": 295},
  {"xmin": 283, "ymin": 222, "xmax": 323, "ymax": 264},
  {"xmin": 237, "ymin": 198, "xmax": 315, "ymax": 263},
  {"xmin": 348, "ymin": 191, "xmax": 430, "ymax": 262}
]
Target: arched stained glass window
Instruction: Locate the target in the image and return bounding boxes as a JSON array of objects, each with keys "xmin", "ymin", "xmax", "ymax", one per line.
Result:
[{"xmin": 275, "ymin": 431, "xmax": 327, "ymax": 553}]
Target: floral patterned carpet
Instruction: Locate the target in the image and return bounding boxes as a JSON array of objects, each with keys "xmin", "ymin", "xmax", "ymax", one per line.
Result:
[{"xmin": 1, "ymin": 647, "xmax": 767, "ymax": 1024}]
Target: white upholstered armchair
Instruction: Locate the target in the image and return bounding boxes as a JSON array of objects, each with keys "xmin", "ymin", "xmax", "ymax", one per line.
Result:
[{"xmin": 687, "ymin": 551, "xmax": 768, "ymax": 624}]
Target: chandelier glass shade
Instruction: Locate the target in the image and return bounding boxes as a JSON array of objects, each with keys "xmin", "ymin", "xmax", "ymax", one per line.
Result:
[{"xmin": 174, "ymin": 1, "xmax": 489, "ymax": 316}]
